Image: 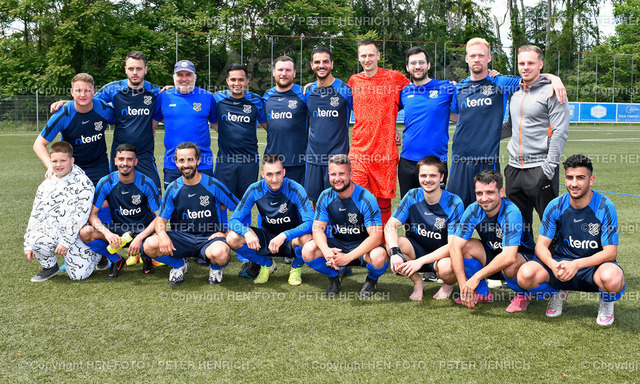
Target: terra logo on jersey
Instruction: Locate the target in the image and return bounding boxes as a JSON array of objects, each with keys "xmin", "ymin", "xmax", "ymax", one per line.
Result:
[
  {"xmin": 75, "ymin": 133, "xmax": 103, "ymax": 145},
  {"xmin": 267, "ymin": 110, "xmax": 293, "ymax": 120},
  {"xmin": 564, "ymin": 236, "xmax": 599, "ymax": 250},
  {"xmin": 121, "ymin": 106, "xmax": 151, "ymax": 116},
  {"xmin": 413, "ymin": 226, "xmax": 442, "ymax": 239},
  {"xmin": 221, "ymin": 111, "xmax": 251, "ymax": 123},
  {"xmin": 312, "ymin": 108, "xmax": 339, "ymax": 118},
  {"xmin": 182, "ymin": 209, "xmax": 212, "ymax": 219},
  {"xmin": 115, "ymin": 206, "xmax": 142, "ymax": 216},
  {"xmin": 460, "ymin": 97, "xmax": 493, "ymax": 109},
  {"xmin": 334, "ymin": 224, "xmax": 361, "ymax": 235},
  {"xmin": 265, "ymin": 216, "xmax": 291, "ymax": 225}
]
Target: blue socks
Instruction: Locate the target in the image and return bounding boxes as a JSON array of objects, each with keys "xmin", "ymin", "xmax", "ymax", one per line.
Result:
[
  {"xmin": 87, "ymin": 240, "xmax": 117, "ymax": 261},
  {"xmin": 307, "ymin": 257, "xmax": 339, "ymax": 278},
  {"xmin": 366, "ymin": 260, "xmax": 388, "ymax": 280},
  {"xmin": 600, "ymin": 284, "xmax": 625, "ymax": 302},
  {"xmin": 463, "ymin": 258, "xmax": 490, "ymax": 296},
  {"xmin": 505, "ymin": 277, "xmax": 528, "ymax": 296},
  {"xmin": 235, "ymin": 245, "xmax": 273, "ymax": 267},
  {"xmin": 292, "ymin": 246, "xmax": 304, "ymax": 269},
  {"xmin": 154, "ymin": 255, "xmax": 185, "ymax": 269},
  {"xmin": 526, "ymin": 282, "xmax": 558, "ymax": 299}
]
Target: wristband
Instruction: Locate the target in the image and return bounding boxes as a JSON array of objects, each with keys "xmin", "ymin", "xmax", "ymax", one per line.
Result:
[{"xmin": 389, "ymin": 247, "xmax": 406, "ymax": 262}]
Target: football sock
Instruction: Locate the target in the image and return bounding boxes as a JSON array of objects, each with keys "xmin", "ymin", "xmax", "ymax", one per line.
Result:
[
  {"xmin": 366, "ymin": 260, "xmax": 389, "ymax": 280},
  {"xmin": 87, "ymin": 240, "xmax": 116, "ymax": 261},
  {"xmin": 463, "ymin": 258, "xmax": 490, "ymax": 296},
  {"xmin": 292, "ymin": 246, "xmax": 304, "ymax": 269},
  {"xmin": 154, "ymin": 255, "xmax": 185, "ymax": 269},
  {"xmin": 526, "ymin": 282, "xmax": 558, "ymax": 299},
  {"xmin": 376, "ymin": 198, "xmax": 392, "ymax": 226},
  {"xmin": 306, "ymin": 257, "xmax": 339, "ymax": 278},
  {"xmin": 600, "ymin": 284, "xmax": 625, "ymax": 302},
  {"xmin": 236, "ymin": 245, "xmax": 272, "ymax": 267}
]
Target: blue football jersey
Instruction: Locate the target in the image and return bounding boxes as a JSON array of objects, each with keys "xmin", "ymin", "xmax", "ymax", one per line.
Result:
[
  {"xmin": 315, "ymin": 184, "xmax": 381, "ymax": 242},
  {"xmin": 399, "ymin": 80, "xmax": 455, "ymax": 161},
  {"xmin": 305, "ymin": 79, "xmax": 353, "ymax": 165},
  {"xmin": 213, "ymin": 90, "xmax": 267, "ymax": 163},
  {"xmin": 94, "ymin": 171, "xmax": 160, "ymax": 226},
  {"xmin": 160, "ymin": 174, "xmax": 239, "ymax": 235},
  {"xmin": 392, "ymin": 188, "xmax": 464, "ymax": 251},
  {"xmin": 153, "ymin": 86, "xmax": 216, "ymax": 170},
  {"xmin": 229, "ymin": 178, "xmax": 314, "ymax": 239},
  {"xmin": 263, "ymin": 85, "xmax": 308, "ymax": 166},
  {"xmin": 456, "ymin": 198, "xmax": 535, "ymax": 256},
  {"xmin": 450, "ymin": 75, "xmax": 520, "ymax": 160},
  {"xmin": 96, "ymin": 80, "xmax": 160, "ymax": 159},
  {"xmin": 540, "ymin": 191, "xmax": 618, "ymax": 260},
  {"xmin": 41, "ymin": 99, "xmax": 115, "ymax": 169}
]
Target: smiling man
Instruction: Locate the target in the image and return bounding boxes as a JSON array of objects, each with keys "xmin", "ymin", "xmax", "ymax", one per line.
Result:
[{"xmin": 226, "ymin": 154, "xmax": 314, "ymax": 285}]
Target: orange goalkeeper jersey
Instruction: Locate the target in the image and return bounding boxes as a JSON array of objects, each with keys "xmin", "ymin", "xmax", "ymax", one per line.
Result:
[{"xmin": 348, "ymin": 68, "xmax": 409, "ymax": 162}]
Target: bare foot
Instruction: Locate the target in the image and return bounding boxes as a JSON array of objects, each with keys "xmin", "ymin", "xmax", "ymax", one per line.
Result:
[
  {"xmin": 433, "ymin": 283, "xmax": 453, "ymax": 299},
  {"xmin": 409, "ymin": 279, "xmax": 425, "ymax": 301}
]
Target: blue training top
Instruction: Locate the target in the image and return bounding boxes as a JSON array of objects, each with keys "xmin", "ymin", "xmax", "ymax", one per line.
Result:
[
  {"xmin": 540, "ymin": 191, "xmax": 618, "ymax": 260},
  {"xmin": 392, "ymin": 188, "xmax": 464, "ymax": 251},
  {"xmin": 153, "ymin": 86, "xmax": 216, "ymax": 170},
  {"xmin": 315, "ymin": 184, "xmax": 381, "ymax": 243},
  {"xmin": 160, "ymin": 174, "xmax": 239, "ymax": 236},
  {"xmin": 94, "ymin": 171, "xmax": 160, "ymax": 226},
  {"xmin": 228, "ymin": 178, "xmax": 314, "ymax": 240},
  {"xmin": 399, "ymin": 80, "xmax": 455, "ymax": 161},
  {"xmin": 263, "ymin": 84, "xmax": 308, "ymax": 166}
]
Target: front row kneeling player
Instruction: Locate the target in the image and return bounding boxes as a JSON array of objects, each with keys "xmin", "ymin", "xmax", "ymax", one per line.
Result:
[
  {"xmin": 226, "ymin": 154, "xmax": 314, "ymax": 286},
  {"xmin": 302, "ymin": 154, "xmax": 388, "ymax": 297},
  {"xmin": 142, "ymin": 142, "xmax": 239, "ymax": 285},
  {"xmin": 517, "ymin": 154, "xmax": 625, "ymax": 326}
]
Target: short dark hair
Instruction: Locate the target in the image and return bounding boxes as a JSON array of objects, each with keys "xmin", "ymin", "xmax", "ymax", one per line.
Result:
[
  {"xmin": 274, "ymin": 56, "xmax": 294, "ymax": 68},
  {"xmin": 474, "ymin": 169, "xmax": 503, "ymax": 190},
  {"xmin": 126, "ymin": 51, "xmax": 147, "ymax": 66},
  {"xmin": 405, "ymin": 46, "xmax": 430, "ymax": 66},
  {"xmin": 227, "ymin": 63, "xmax": 249, "ymax": 78},
  {"xmin": 328, "ymin": 154, "xmax": 350, "ymax": 169},
  {"xmin": 115, "ymin": 143, "xmax": 137, "ymax": 156},
  {"xmin": 517, "ymin": 45, "xmax": 544, "ymax": 61},
  {"xmin": 417, "ymin": 156, "xmax": 446, "ymax": 176},
  {"xmin": 49, "ymin": 141, "xmax": 73, "ymax": 157},
  {"xmin": 358, "ymin": 39, "xmax": 378, "ymax": 50},
  {"xmin": 311, "ymin": 47, "xmax": 332, "ymax": 62},
  {"xmin": 262, "ymin": 153, "xmax": 284, "ymax": 166},
  {"xmin": 175, "ymin": 142, "xmax": 200, "ymax": 161},
  {"xmin": 563, "ymin": 154, "xmax": 593, "ymax": 174}
]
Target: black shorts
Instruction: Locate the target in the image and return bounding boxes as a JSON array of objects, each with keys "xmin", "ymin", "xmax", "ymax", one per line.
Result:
[
  {"xmin": 250, "ymin": 227, "xmax": 294, "ymax": 257},
  {"xmin": 405, "ymin": 236, "xmax": 436, "ymax": 273},
  {"xmin": 533, "ymin": 257, "xmax": 622, "ymax": 292},
  {"xmin": 214, "ymin": 162, "xmax": 258, "ymax": 201},
  {"xmin": 166, "ymin": 231, "xmax": 227, "ymax": 261},
  {"xmin": 305, "ymin": 163, "xmax": 330, "ymax": 202},
  {"xmin": 283, "ymin": 165, "xmax": 306, "ymax": 186}
]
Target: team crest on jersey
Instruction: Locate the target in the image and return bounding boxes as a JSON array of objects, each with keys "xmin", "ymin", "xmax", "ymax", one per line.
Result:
[
  {"xmin": 143, "ymin": 96, "xmax": 153, "ymax": 105},
  {"xmin": 429, "ymin": 90, "xmax": 438, "ymax": 99},
  {"xmin": 200, "ymin": 196, "xmax": 210, "ymax": 207},
  {"xmin": 482, "ymin": 85, "xmax": 493, "ymax": 96},
  {"xmin": 588, "ymin": 223, "xmax": 599, "ymax": 237},
  {"xmin": 330, "ymin": 97, "xmax": 339, "ymax": 107},
  {"xmin": 131, "ymin": 194, "xmax": 141, "ymax": 205},
  {"xmin": 288, "ymin": 100, "xmax": 297, "ymax": 109},
  {"xmin": 193, "ymin": 103, "xmax": 202, "ymax": 112},
  {"xmin": 94, "ymin": 121, "xmax": 103, "ymax": 131},
  {"xmin": 243, "ymin": 104, "xmax": 252, "ymax": 114},
  {"xmin": 434, "ymin": 217, "xmax": 446, "ymax": 230},
  {"xmin": 348, "ymin": 213, "xmax": 358, "ymax": 224},
  {"xmin": 278, "ymin": 203, "xmax": 288, "ymax": 214},
  {"xmin": 495, "ymin": 225, "xmax": 503, "ymax": 239}
]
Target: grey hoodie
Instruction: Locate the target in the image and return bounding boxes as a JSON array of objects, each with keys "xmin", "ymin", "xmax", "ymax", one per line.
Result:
[{"xmin": 502, "ymin": 76, "xmax": 569, "ymax": 178}]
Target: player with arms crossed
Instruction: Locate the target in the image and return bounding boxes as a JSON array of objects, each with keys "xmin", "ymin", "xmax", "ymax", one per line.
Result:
[
  {"xmin": 302, "ymin": 155, "xmax": 388, "ymax": 297},
  {"xmin": 226, "ymin": 154, "xmax": 314, "ymax": 286},
  {"xmin": 517, "ymin": 155, "xmax": 625, "ymax": 325},
  {"xmin": 142, "ymin": 142, "xmax": 239, "ymax": 285},
  {"xmin": 79, "ymin": 144, "xmax": 161, "ymax": 279},
  {"xmin": 384, "ymin": 156, "xmax": 464, "ymax": 301}
]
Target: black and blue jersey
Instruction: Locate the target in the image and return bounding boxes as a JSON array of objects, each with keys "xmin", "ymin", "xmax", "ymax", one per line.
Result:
[
  {"xmin": 96, "ymin": 80, "xmax": 160, "ymax": 160},
  {"xmin": 315, "ymin": 184, "xmax": 381, "ymax": 243},
  {"xmin": 450, "ymin": 75, "xmax": 520, "ymax": 161},
  {"xmin": 153, "ymin": 86, "xmax": 216, "ymax": 170},
  {"xmin": 399, "ymin": 80, "xmax": 455, "ymax": 161},
  {"xmin": 213, "ymin": 90, "xmax": 266, "ymax": 164},
  {"xmin": 263, "ymin": 84, "xmax": 308, "ymax": 166},
  {"xmin": 228, "ymin": 178, "xmax": 313, "ymax": 240},
  {"xmin": 305, "ymin": 79, "xmax": 353, "ymax": 165},
  {"xmin": 540, "ymin": 191, "xmax": 618, "ymax": 260},
  {"xmin": 456, "ymin": 198, "xmax": 535, "ymax": 256},
  {"xmin": 160, "ymin": 174, "xmax": 239, "ymax": 236},
  {"xmin": 392, "ymin": 188, "xmax": 464, "ymax": 251},
  {"xmin": 94, "ymin": 171, "xmax": 160, "ymax": 226}
]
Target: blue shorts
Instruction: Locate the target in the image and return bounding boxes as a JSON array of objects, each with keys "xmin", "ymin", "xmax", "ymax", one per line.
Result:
[
  {"xmin": 81, "ymin": 162, "xmax": 111, "ymax": 188},
  {"xmin": 166, "ymin": 231, "xmax": 226, "ymax": 261},
  {"xmin": 446, "ymin": 159, "xmax": 499, "ymax": 207},
  {"xmin": 533, "ymin": 257, "xmax": 622, "ymax": 292},
  {"xmin": 283, "ymin": 164, "xmax": 305, "ymax": 186},
  {"xmin": 163, "ymin": 167, "xmax": 214, "ymax": 190},
  {"xmin": 406, "ymin": 236, "xmax": 436, "ymax": 273},
  {"xmin": 250, "ymin": 227, "xmax": 294, "ymax": 257},
  {"xmin": 480, "ymin": 242, "xmax": 534, "ymax": 280},
  {"xmin": 103, "ymin": 221, "xmax": 151, "ymax": 237},
  {"xmin": 326, "ymin": 237, "xmax": 382, "ymax": 267},
  {"xmin": 111, "ymin": 156, "xmax": 161, "ymax": 195},
  {"xmin": 304, "ymin": 163, "xmax": 330, "ymax": 202},
  {"xmin": 214, "ymin": 162, "xmax": 258, "ymax": 201}
]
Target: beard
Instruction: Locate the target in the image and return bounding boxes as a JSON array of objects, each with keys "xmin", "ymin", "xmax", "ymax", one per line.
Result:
[
  {"xmin": 180, "ymin": 167, "xmax": 196, "ymax": 179},
  {"xmin": 331, "ymin": 180, "xmax": 350, "ymax": 193}
]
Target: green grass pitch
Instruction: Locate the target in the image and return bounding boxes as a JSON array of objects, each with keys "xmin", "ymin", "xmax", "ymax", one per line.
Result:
[{"xmin": 1, "ymin": 124, "xmax": 639, "ymax": 382}]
